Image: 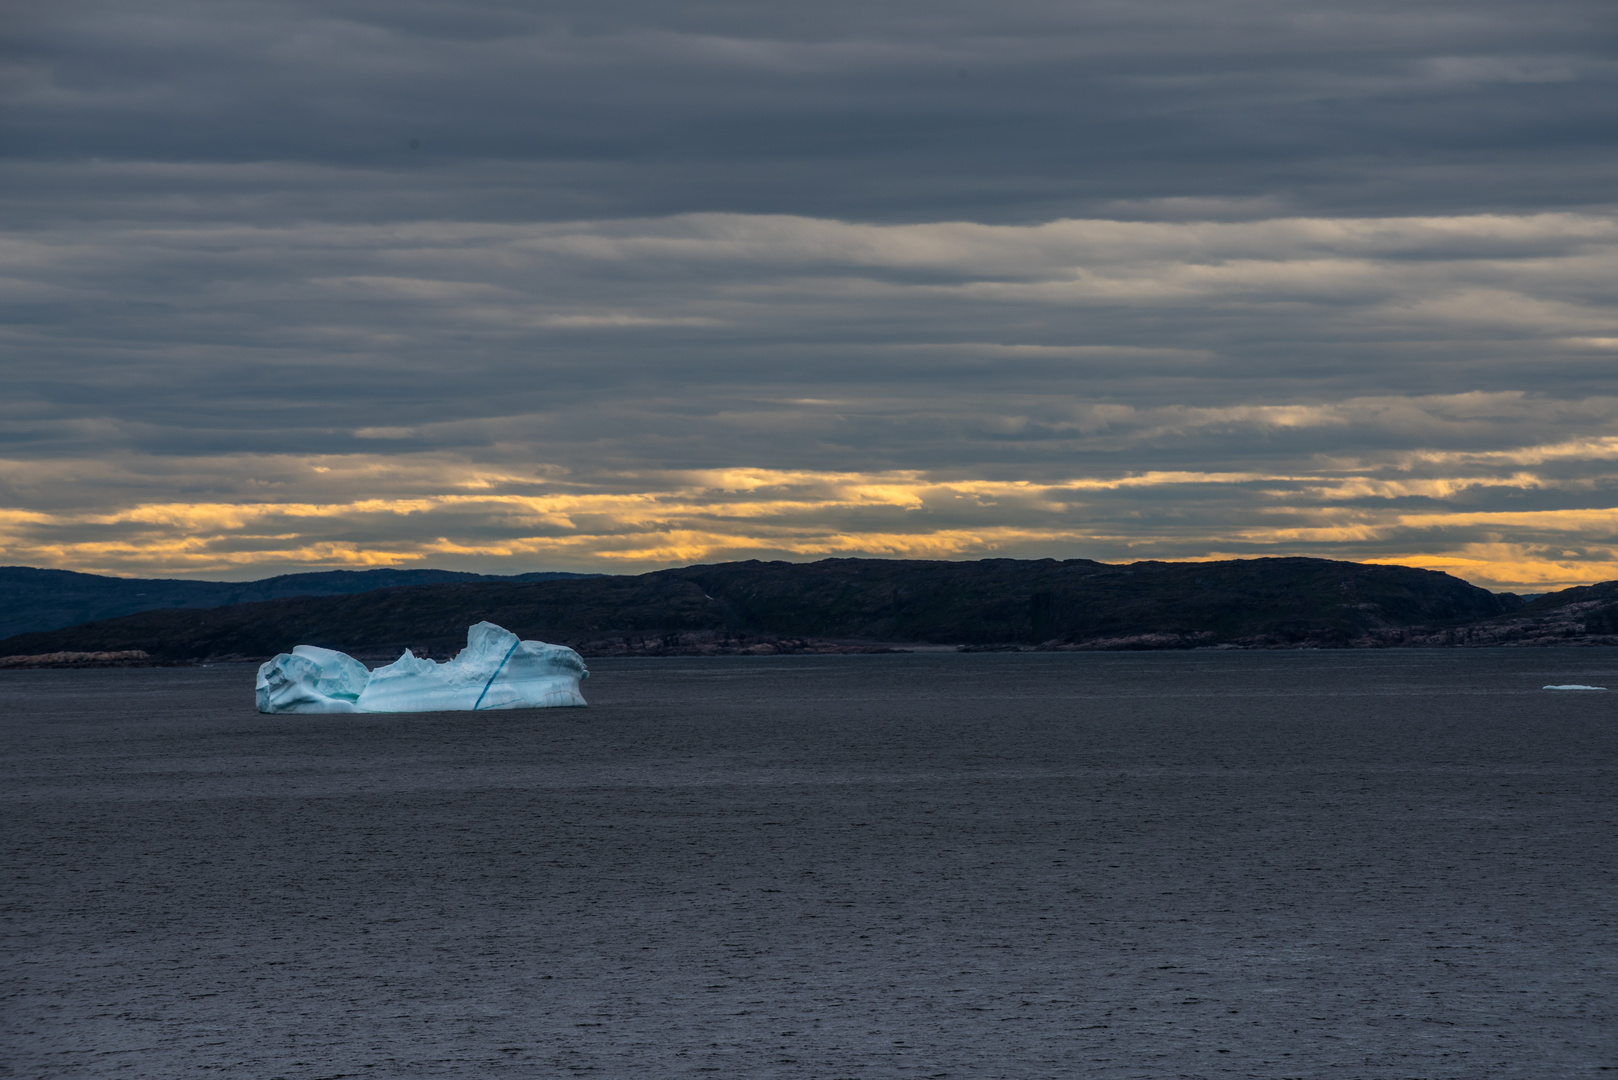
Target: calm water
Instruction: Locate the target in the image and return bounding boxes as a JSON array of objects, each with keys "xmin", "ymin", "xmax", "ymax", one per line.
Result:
[{"xmin": 3, "ymin": 650, "xmax": 1616, "ymax": 1078}]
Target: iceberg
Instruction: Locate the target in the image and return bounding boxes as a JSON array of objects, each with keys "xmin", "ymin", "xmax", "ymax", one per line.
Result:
[
  {"xmin": 1542, "ymin": 683, "xmax": 1606, "ymax": 691},
  {"xmin": 255, "ymin": 644, "xmax": 371, "ymax": 713},
  {"xmin": 255, "ymin": 621, "xmax": 587, "ymax": 713}
]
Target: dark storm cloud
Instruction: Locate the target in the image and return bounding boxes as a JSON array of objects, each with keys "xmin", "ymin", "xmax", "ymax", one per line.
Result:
[
  {"xmin": 7, "ymin": 0, "xmax": 1616, "ymax": 223},
  {"xmin": 1, "ymin": 0, "xmax": 1617, "ymax": 588}
]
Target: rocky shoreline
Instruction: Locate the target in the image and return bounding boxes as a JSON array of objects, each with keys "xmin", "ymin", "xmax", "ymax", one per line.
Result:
[
  {"xmin": 0, "ymin": 636, "xmax": 909, "ymax": 668},
  {"xmin": 11, "ymin": 626, "xmax": 1618, "ymax": 669},
  {"xmin": 0, "ymin": 649, "xmax": 163, "ymax": 669}
]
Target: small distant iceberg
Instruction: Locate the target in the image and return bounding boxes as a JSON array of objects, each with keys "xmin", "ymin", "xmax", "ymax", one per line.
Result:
[
  {"xmin": 1543, "ymin": 684, "xmax": 1607, "ymax": 691},
  {"xmin": 256, "ymin": 621, "xmax": 588, "ymax": 713}
]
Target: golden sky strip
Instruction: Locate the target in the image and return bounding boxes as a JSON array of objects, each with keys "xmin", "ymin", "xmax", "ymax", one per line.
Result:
[{"xmin": 7, "ymin": 462, "xmax": 1618, "ymax": 590}]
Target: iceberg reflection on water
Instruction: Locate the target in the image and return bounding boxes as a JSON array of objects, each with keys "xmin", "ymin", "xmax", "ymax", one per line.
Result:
[{"xmin": 255, "ymin": 621, "xmax": 588, "ymax": 713}]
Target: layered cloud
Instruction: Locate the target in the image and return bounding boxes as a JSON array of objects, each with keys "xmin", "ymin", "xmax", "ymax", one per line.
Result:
[
  {"xmin": 2, "ymin": 1, "xmax": 1615, "ymax": 589},
  {"xmin": 8, "ymin": 0, "xmax": 1616, "ymax": 224},
  {"xmin": 6, "ymin": 389, "xmax": 1618, "ymax": 590}
]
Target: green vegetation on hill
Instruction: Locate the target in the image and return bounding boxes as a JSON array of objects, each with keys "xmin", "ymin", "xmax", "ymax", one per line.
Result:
[{"xmin": 0, "ymin": 556, "xmax": 1530, "ymax": 661}]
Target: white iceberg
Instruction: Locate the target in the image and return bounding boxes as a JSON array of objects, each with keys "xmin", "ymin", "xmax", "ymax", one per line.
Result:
[
  {"xmin": 1542, "ymin": 683, "xmax": 1606, "ymax": 691},
  {"xmin": 255, "ymin": 621, "xmax": 588, "ymax": 713}
]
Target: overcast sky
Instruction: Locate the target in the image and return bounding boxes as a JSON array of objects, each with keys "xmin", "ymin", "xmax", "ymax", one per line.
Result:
[{"xmin": 4, "ymin": 0, "xmax": 1617, "ymax": 589}]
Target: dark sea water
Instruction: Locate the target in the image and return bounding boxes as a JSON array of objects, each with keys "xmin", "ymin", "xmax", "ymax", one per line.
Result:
[{"xmin": 3, "ymin": 650, "xmax": 1616, "ymax": 1079}]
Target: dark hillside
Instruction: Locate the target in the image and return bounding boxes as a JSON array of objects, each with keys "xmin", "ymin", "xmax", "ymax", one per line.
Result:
[
  {"xmin": 1518, "ymin": 580, "xmax": 1618, "ymax": 623},
  {"xmin": 1379, "ymin": 578, "xmax": 1618, "ymax": 647},
  {"xmin": 663, "ymin": 557, "xmax": 1521, "ymax": 647},
  {"xmin": 0, "ymin": 575, "xmax": 717, "ymax": 663},
  {"xmin": 0, "ymin": 566, "xmax": 598, "ymax": 639},
  {"xmin": 0, "ymin": 556, "xmax": 1524, "ymax": 661}
]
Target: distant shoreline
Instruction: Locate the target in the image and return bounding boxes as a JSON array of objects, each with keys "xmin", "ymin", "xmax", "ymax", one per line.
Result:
[{"xmin": 6, "ymin": 555, "xmax": 1618, "ymax": 665}]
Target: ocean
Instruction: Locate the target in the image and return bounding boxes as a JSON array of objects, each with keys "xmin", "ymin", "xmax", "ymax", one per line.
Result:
[{"xmin": 4, "ymin": 650, "xmax": 1615, "ymax": 1078}]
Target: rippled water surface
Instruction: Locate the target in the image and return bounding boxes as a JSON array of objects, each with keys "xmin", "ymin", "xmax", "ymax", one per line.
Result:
[{"xmin": 4, "ymin": 650, "xmax": 1616, "ymax": 1078}]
